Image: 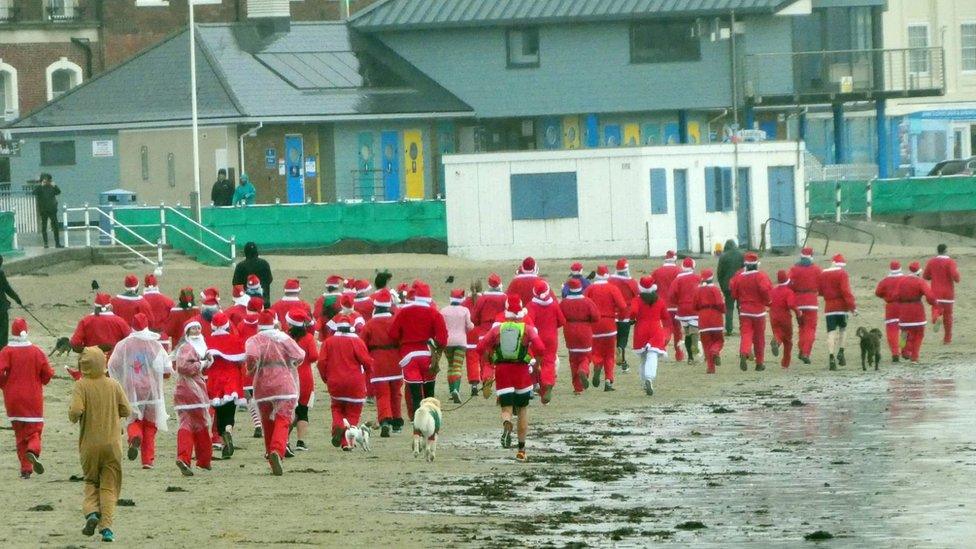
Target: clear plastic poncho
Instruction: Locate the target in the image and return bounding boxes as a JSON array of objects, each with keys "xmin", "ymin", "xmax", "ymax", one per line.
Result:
[
  {"xmin": 173, "ymin": 340, "xmax": 213, "ymax": 431},
  {"xmin": 107, "ymin": 330, "xmax": 174, "ymax": 431},
  {"xmin": 245, "ymin": 329, "xmax": 305, "ymax": 420}
]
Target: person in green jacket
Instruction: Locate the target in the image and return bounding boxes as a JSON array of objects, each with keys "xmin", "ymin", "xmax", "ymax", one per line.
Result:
[
  {"xmin": 716, "ymin": 239, "xmax": 744, "ymax": 335},
  {"xmin": 232, "ymin": 174, "xmax": 257, "ymax": 206}
]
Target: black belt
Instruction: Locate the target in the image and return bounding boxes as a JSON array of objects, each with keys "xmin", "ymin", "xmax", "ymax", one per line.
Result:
[{"xmin": 369, "ymin": 345, "xmax": 398, "ymax": 350}]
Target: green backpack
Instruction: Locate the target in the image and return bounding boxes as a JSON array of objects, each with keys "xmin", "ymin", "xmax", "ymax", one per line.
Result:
[{"xmin": 492, "ymin": 321, "xmax": 530, "ymax": 363}]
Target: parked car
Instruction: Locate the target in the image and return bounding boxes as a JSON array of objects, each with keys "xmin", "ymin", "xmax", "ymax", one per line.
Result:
[{"xmin": 927, "ymin": 157, "xmax": 976, "ymax": 177}]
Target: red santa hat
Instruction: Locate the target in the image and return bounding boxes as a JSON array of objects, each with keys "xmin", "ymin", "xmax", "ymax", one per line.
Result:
[
  {"xmin": 124, "ymin": 274, "xmax": 139, "ymax": 291},
  {"xmin": 285, "ymin": 308, "xmax": 310, "ymax": 328},
  {"xmin": 889, "ymin": 260, "xmax": 902, "ymax": 273},
  {"xmin": 373, "ymin": 288, "xmax": 393, "ymax": 308},
  {"xmin": 11, "ymin": 317, "xmax": 27, "ymax": 339},
  {"xmin": 211, "ymin": 311, "xmax": 231, "ymax": 332},
  {"xmin": 504, "ymin": 293, "xmax": 526, "ymax": 319},
  {"xmin": 682, "ymin": 257, "xmax": 696, "ymax": 270},
  {"xmin": 247, "ymin": 296, "xmax": 265, "ymax": 312},
  {"xmin": 246, "ymin": 274, "xmax": 262, "ymax": 293},
  {"xmin": 570, "ymin": 262, "xmax": 583, "ymax": 275},
  {"xmin": 615, "ymin": 258, "xmax": 629, "ymax": 273},
  {"xmin": 144, "ymin": 274, "xmax": 158, "ymax": 289},
  {"xmin": 664, "ymin": 250, "xmax": 676, "ymax": 263},
  {"xmin": 331, "ymin": 314, "xmax": 352, "ymax": 330},
  {"xmin": 638, "ymin": 275, "xmax": 657, "ymax": 293},
  {"xmin": 355, "ymin": 279, "xmax": 372, "ymax": 295},
  {"xmin": 178, "ymin": 287, "xmax": 195, "ymax": 306},
  {"xmin": 518, "ymin": 256, "xmax": 538, "ymax": 275},
  {"xmin": 487, "ymin": 273, "xmax": 502, "ymax": 289},
  {"xmin": 449, "ymin": 288, "xmax": 465, "ymax": 304},
  {"xmin": 183, "ymin": 319, "xmax": 202, "ymax": 334},
  {"xmin": 284, "ymin": 278, "xmax": 301, "ymax": 293},
  {"xmin": 832, "ymin": 254, "xmax": 846, "ymax": 267},
  {"xmin": 94, "ymin": 292, "xmax": 112, "ymax": 309},
  {"xmin": 339, "ymin": 293, "xmax": 355, "ymax": 311},
  {"xmin": 595, "ymin": 265, "xmax": 610, "ymax": 280},
  {"xmin": 131, "ymin": 313, "xmax": 150, "ymax": 332},
  {"xmin": 566, "ymin": 277, "xmax": 583, "ymax": 294},
  {"xmin": 243, "ymin": 312, "xmax": 259, "ymax": 326},
  {"xmin": 777, "ymin": 269, "xmax": 789, "ymax": 284},
  {"xmin": 533, "ymin": 280, "xmax": 551, "ymax": 300},
  {"xmin": 413, "ymin": 282, "xmax": 432, "ymax": 302},
  {"xmin": 909, "ymin": 261, "xmax": 921, "ymax": 274},
  {"xmin": 700, "ymin": 268, "xmax": 714, "ymax": 283},
  {"xmin": 800, "ymin": 247, "xmax": 814, "ymax": 259},
  {"xmin": 201, "ymin": 287, "xmax": 220, "ymax": 308},
  {"xmin": 744, "ymin": 252, "xmax": 759, "ymax": 266},
  {"xmin": 325, "ymin": 274, "xmax": 344, "ymax": 289},
  {"xmin": 257, "ymin": 310, "xmax": 277, "ymax": 330}
]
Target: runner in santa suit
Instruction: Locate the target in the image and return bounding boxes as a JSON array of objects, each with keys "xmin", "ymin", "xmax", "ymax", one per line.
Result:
[
  {"xmin": 189, "ymin": 287, "xmax": 222, "ymax": 338},
  {"xmin": 923, "ymin": 244, "xmax": 961, "ymax": 344},
  {"xmin": 173, "ymin": 321, "xmax": 213, "ymax": 476},
  {"xmin": 165, "ymin": 288, "xmax": 199, "ymax": 350},
  {"xmin": 471, "ymin": 273, "xmax": 507, "ymax": 395},
  {"xmin": 389, "ymin": 281, "xmax": 448, "ymax": 420},
  {"xmin": 245, "ymin": 310, "xmax": 305, "ymax": 476},
  {"xmin": 313, "ymin": 275, "xmax": 344, "ymax": 330},
  {"xmin": 353, "ymin": 279, "xmax": 375, "ymax": 322},
  {"xmin": 110, "ymin": 274, "xmax": 155, "ymax": 330},
  {"xmin": 560, "ymin": 262, "xmax": 591, "ymax": 298},
  {"xmin": 321, "ymin": 293, "xmax": 365, "ymax": 340},
  {"xmin": 244, "ymin": 274, "xmax": 264, "ymax": 303},
  {"xmin": 440, "ymin": 289, "xmax": 474, "ymax": 403},
  {"xmin": 68, "ymin": 293, "xmax": 131, "ymax": 380},
  {"xmin": 317, "ymin": 314, "xmax": 373, "ymax": 450},
  {"xmin": 769, "ymin": 270, "xmax": 800, "ymax": 369},
  {"xmin": 461, "ymin": 282, "xmax": 483, "ymax": 397},
  {"xmin": 0, "ymin": 318, "xmax": 54, "ymax": 478},
  {"xmin": 559, "ymin": 278, "xmax": 599, "ymax": 395},
  {"xmin": 270, "ymin": 279, "xmax": 311, "ymax": 328},
  {"xmin": 107, "ymin": 313, "xmax": 171, "ymax": 470},
  {"xmin": 630, "ymin": 276, "xmax": 670, "ymax": 395},
  {"xmin": 141, "ymin": 274, "xmax": 173, "ymax": 334},
  {"xmin": 285, "ymin": 308, "xmax": 318, "ymax": 453},
  {"xmin": 898, "ymin": 262, "xmax": 937, "ymax": 364},
  {"xmin": 729, "ymin": 252, "xmax": 772, "ymax": 371},
  {"xmin": 525, "ymin": 280, "xmax": 564, "ymax": 404},
  {"xmin": 205, "ymin": 312, "xmax": 246, "ymax": 460},
  {"xmin": 225, "ymin": 285, "xmax": 250, "ymax": 326},
  {"xmin": 788, "ymin": 247, "xmax": 822, "ymax": 364},
  {"xmin": 693, "ymin": 270, "xmax": 726, "ymax": 374},
  {"xmin": 609, "ymin": 258, "xmax": 640, "ymax": 373},
  {"xmin": 584, "ymin": 265, "xmax": 628, "ymax": 391},
  {"xmin": 360, "ymin": 289, "xmax": 403, "ymax": 437},
  {"xmin": 818, "ymin": 254, "xmax": 857, "ymax": 371},
  {"xmin": 875, "ymin": 261, "xmax": 905, "ymax": 362},
  {"xmin": 668, "ymin": 257, "xmax": 702, "ymax": 364},
  {"xmin": 236, "ymin": 296, "xmax": 265, "ymax": 438},
  {"xmin": 508, "ymin": 257, "xmax": 541, "ymax": 307},
  {"xmin": 652, "ymin": 251, "xmax": 685, "ymax": 362}
]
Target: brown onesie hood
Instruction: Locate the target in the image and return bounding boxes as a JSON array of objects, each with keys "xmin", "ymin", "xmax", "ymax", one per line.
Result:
[{"xmin": 79, "ymin": 347, "xmax": 107, "ymax": 379}]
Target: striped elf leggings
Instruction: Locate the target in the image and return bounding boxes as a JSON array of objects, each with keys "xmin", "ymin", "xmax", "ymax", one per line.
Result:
[{"xmin": 445, "ymin": 346, "xmax": 466, "ymax": 394}]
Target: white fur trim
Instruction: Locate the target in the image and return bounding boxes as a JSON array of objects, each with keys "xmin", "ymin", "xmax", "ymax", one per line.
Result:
[
  {"xmin": 371, "ymin": 375, "xmax": 404, "ymax": 383},
  {"xmin": 208, "ymin": 350, "xmax": 246, "ymax": 362},
  {"xmin": 884, "ymin": 318, "xmax": 900, "ymax": 324},
  {"xmin": 698, "ymin": 326, "xmax": 725, "ymax": 333},
  {"xmin": 280, "ymin": 296, "xmax": 301, "ymax": 301},
  {"xmin": 5, "ymin": 341, "xmax": 33, "ymax": 347},
  {"xmin": 739, "ymin": 312, "xmax": 768, "ymax": 318},
  {"xmin": 399, "ymin": 350, "xmax": 431, "ymax": 367},
  {"xmin": 331, "ymin": 396, "xmax": 366, "ymax": 404},
  {"xmin": 254, "ymin": 394, "xmax": 299, "ymax": 403},
  {"xmin": 174, "ymin": 403, "xmax": 210, "ymax": 411},
  {"xmin": 564, "ymin": 294, "xmax": 584, "ymax": 300},
  {"xmin": 7, "ymin": 417, "xmax": 43, "ymax": 423},
  {"xmin": 899, "ymin": 321, "xmax": 927, "ymax": 327},
  {"xmin": 593, "ymin": 331, "xmax": 616, "ymax": 338},
  {"xmin": 797, "ymin": 306, "xmax": 819, "ymax": 311},
  {"xmin": 114, "ymin": 294, "xmax": 143, "ymax": 301},
  {"xmin": 567, "ymin": 347, "xmax": 592, "ymax": 353},
  {"xmin": 936, "ymin": 299, "xmax": 954, "ymax": 304},
  {"xmin": 824, "ymin": 311, "xmax": 849, "ymax": 317}
]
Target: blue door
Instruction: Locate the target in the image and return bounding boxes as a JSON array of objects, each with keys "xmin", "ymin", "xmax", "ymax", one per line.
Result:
[
  {"xmin": 284, "ymin": 135, "xmax": 304, "ymax": 203},
  {"xmin": 381, "ymin": 131, "xmax": 401, "ymax": 201},
  {"xmin": 673, "ymin": 169, "xmax": 690, "ymax": 251},
  {"xmin": 736, "ymin": 168, "xmax": 752, "ymax": 248},
  {"xmin": 767, "ymin": 166, "xmax": 797, "ymax": 247},
  {"xmin": 603, "ymin": 124, "xmax": 622, "ymax": 147}
]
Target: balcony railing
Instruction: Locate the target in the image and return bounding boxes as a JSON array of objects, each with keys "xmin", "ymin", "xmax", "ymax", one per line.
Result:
[
  {"xmin": 0, "ymin": 6, "xmax": 19, "ymax": 22},
  {"xmin": 746, "ymin": 47, "xmax": 945, "ymax": 105},
  {"xmin": 47, "ymin": 2, "xmax": 85, "ymax": 22}
]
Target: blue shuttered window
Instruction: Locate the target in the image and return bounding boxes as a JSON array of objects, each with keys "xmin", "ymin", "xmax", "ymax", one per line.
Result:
[
  {"xmin": 650, "ymin": 168, "xmax": 667, "ymax": 214},
  {"xmin": 705, "ymin": 167, "xmax": 734, "ymax": 212},
  {"xmin": 510, "ymin": 172, "xmax": 579, "ymax": 220}
]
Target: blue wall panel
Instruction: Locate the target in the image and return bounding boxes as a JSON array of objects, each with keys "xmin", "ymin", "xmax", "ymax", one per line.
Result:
[
  {"xmin": 510, "ymin": 172, "xmax": 579, "ymax": 220},
  {"xmin": 650, "ymin": 168, "xmax": 667, "ymax": 214}
]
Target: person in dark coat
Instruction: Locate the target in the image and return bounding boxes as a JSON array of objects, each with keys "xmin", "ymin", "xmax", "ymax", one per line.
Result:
[
  {"xmin": 232, "ymin": 242, "xmax": 273, "ymax": 306},
  {"xmin": 0, "ymin": 255, "xmax": 24, "ymax": 349},
  {"xmin": 32, "ymin": 173, "xmax": 62, "ymax": 248},
  {"xmin": 210, "ymin": 169, "xmax": 234, "ymax": 207},
  {"xmin": 716, "ymin": 239, "xmax": 744, "ymax": 335}
]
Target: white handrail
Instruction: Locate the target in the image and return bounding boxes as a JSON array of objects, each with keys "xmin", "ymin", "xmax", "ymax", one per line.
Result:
[
  {"xmin": 63, "ymin": 223, "xmax": 160, "ymax": 267},
  {"xmin": 63, "ymin": 205, "xmax": 160, "ymax": 249},
  {"xmin": 165, "ymin": 224, "xmax": 233, "ymax": 262},
  {"xmin": 164, "ymin": 206, "xmax": 231, "ymax": 244}
]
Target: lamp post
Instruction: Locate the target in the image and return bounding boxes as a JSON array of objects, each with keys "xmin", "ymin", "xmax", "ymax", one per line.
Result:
[{"xmin": 189, "ymin": 0, "xmax": 202, "ymax": 222}]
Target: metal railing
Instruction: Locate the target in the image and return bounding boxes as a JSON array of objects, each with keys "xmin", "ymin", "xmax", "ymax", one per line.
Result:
[
  {"xmin": 824, "ymin": 220, "xmax": 876, "ymax": 255},
  {"xmin": 107, "ymin": 204, "xmax": 236, "ymax": 264},
  {"xmin": 46, "ymin": 0, "xmax": 84, "ymax": 21},
  {"xmin": 759, "ymin": 217, "xmax": 830, "ymax": 255},
  {"xmin": 0, "ymin": 192, "xmax": 39, "ymax": 234},
  {"xmin": 0, "ymin": 6, "xmax": 19, "ymax": 22},
  {"xmin": 61, "ymin": 205, "xmax": 164, "ymax": 268}
]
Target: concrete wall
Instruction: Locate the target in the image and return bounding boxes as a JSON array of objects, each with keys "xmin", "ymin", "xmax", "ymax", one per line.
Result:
[
  {"xmin": 10, "ymin": 130, "xmax": 120, "ymax": 207},
  {"xmin": 445, "ymin": 142, "xmax": 806, "ymax": 261}
]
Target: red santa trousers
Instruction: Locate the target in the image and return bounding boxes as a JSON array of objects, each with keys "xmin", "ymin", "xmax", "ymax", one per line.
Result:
[
  {"xmin": 884, "ymin": 320, "xmax": 900, "ymax": 358},
  {"xmin": 11, "ymin": 421, "xmax": 43, "ymax": 474},
  {"xmin": 591, "ymin": 334, "xmax": 617, "ymax": 382},
  {"xmin": 176, "ymin": 412, "xmax": 212, "ymax": 468},
  {"xmin": 902, "ymin": 326, "xmax": 925, "ymax": 362},
  {"xmin": 537, "ymin": 336, "xmax": 558, "ymax": 387},
  {"xmin": 373, "ymin": 379, "xmax": 403, "ymax": 424},
  {"xmin": 330, "ymin": 399, "xmax": 363, "ymax": 449},
  {"xmin": 568, "ymin": 352, "xmax": 591, "ymax": 393},
  {"xmin": 399, "ymin": 344, "xmax": 435, "ymax": 384},
  {"xmin": 465, "ymin": 346, "xmax": 481, "ymax": 384},
  {"xmin": 126, "ymin": 420, "xmax": 158, "ymax": 467},
  {"xmin": 257, "ymin": 401, "xmax": 292, "ymax": 460},
  {"xmin": 771, "ymin": 318, "xmax": 794, "ymax": 368},
  {"xmin": 670, "ymin": 313, "xmax": 685, "ymax": 360},
  {"xmin": 932, "ymin": 302, "xmax": 952, "ymax": 344},
  {"xmin": 797, "ymin": 310, "xmax": 818, "ymax": 357},
  {"xmin": 739, "ymin": 315, "xmax": 767, "ymax": 364},
  {"xmin": 699, "ymin": 330, "xmax": 724, "ymax": 373}
]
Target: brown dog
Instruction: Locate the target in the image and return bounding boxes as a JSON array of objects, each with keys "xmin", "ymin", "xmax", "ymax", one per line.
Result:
[
  {"xmin": 49, "ymin": 337, "xmax": 73, "ymax": 357},
  {"xmin": 856, "ymin": 327, "xmax": 882, "ymax": 371}
]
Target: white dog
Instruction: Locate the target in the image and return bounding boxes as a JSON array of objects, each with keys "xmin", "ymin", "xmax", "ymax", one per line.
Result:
[
  {"xmin": 343, "ymin": 419, "xmax": 372, "ymax": 452},
  {"xmin": 412, "ymin": 397, "xmax": 442, "ymax": 462}
]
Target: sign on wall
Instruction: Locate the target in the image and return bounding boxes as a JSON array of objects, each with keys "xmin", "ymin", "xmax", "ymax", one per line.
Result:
[
  {"xmin": 305, "ymin": 155, "xmax": 317, "ymax": 178},
  {"xmin": 266, "ymin": 148, "xmax": 277, "ymax": 168},
  {"xmin": 92, "ymin": 140, "xmax": 114, "ymax": 157}
]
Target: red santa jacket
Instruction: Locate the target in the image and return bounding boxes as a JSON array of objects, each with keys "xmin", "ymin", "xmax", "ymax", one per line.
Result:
[
  {"xmin": 165, "ymin": 307, "xmax": 199, "ymax": 348},
  {"xmin": 236, "ymin": 316, "xmax": 259, "ymax": 343},
  {"xmin": 584, "ymin": 280, "xmax": 628, "ymax": 337},
  {"xmin": 70, "ymin": 312, "xmax": 132, "ymax": 351},
  {"xmin": 526, "ymin": 296, "xmax": 566, "ymax": 354},
  {"xmin": 874, "ymin": 273, "xmax": 904, "ymax": 322},
  {"xmin": 923, "ymin": 255, "xmax": 960, "ymax": 302},
  {"xmin": 668, "ymin": 271, "xmax": 702, "ymax": 321},
  {"xmin": 693, "ymin": 285, "xmax": 726, "ymax": 332},
  {"xmin": 652, "ymin": 264, "xmax": 681, "ymax": 311},
  {"xmin": 475, "ymin": 320, "xmax": 546, "ymax": 364},
  {"xmin": 142, "ymin": 291, "xmax": 174, "ymax": 333},
  {"xmin": 295, "ymin": 332, "xmax": 319, "ymax": 406},
  {"xmin": 630, "ymin": 295, "xmax": 671, "ymax": 351},
  {"xmin": 729, "ymin": 269, "xmax": 773, "ymax": 317},
  {"xmin": 507, "ymin": 274, "xmax": 540, "ymax": 306},
  {"xmin": 559, "ymin": 294, "xmax": 600, "ymax": 352},
  {"xmin": 225, "ymin": 304, "xmax": 248, "ymax": 327},
  {"xmin": 896, "ymin": 275, "xmax": 936, "ymax": 327},
  {"xmin": 270, "ymin": 297, "xmax": 312, "ymax": 327},
  {"xmin": 389, "ymin": 301, "xmax": 448, "ymax": 348},
  {"xmin": 317, "ymin": 332, "xmax": 373, "ymax": 401},
  {"xmin": 788, "ymin": 262, "xmax": 822, "ymax": 310},
  {"xmin": 818, "ymin": 267, "xmax": 856, "ymax": 315},
  {"xmin": 110, "ymin": 295, "xmax": 155, "ymax": 329},
  {"xmin": 608, "ymin": 275, "xmax": 640, "ymax": 320},
  {"xmin": 0, "ymin": 341, "xmax": 54, "ymax": 422},
  {"xmin": 313, "ymin": 293, "xmax": 342, "ymax": 324},
  {"xmin": 769, "ymin": 283, "xmax": 800, "ymax": 324},
  {"xmin": 353, "ymin": 297, "xmax": 374, "ymax": 322},
  {"xmin": 472, "ymin": 291, "xmax": 507, "ymax": 333},
  {"xmin": 461, "ymin": 296, "xmax": 481, "ymax": 349},
  {"xmin": 360, "ymin": 313, "xmax": 401, "ymax": 382},
  {"xmin": 204, "ymin": 330, "xmax": 246, "ymax": 404},
  {"xmin": 318, "ymin": 310, "xmax": 366, "ymax": 341}
]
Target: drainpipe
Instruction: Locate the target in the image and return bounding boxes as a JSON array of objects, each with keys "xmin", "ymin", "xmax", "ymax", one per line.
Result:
[
  {"xmin": 71, "ymin": 37, "xmax": 93, "ymax": 78},
  {"xmin": 239, "ymin": 122, "xmax": 263, "ymax": 178}
]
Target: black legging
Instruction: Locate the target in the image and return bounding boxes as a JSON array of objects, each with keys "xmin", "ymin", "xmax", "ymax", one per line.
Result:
[
  {"xmin": 39, "ymin": 212, "xmax": 61, "ymax": 247},
  {"xmin": 214, "ymin": 402, "xmax": 236, "ymax": 435},
  {"xmin": 408, "ymin": 381, "xmax": 436, "ymax": 419}
]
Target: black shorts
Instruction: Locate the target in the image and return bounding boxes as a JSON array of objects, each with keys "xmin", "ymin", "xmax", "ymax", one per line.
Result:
[
  {"xmin": 616, "ymin": 321, "xmax": 632, "ymax": 347},
  {"xmin": 498, "ymin": 392, "xmax": 531, "ymax": 408},
  {"xmin": 295, "ymin": 404, "xmax": 309, "ymax": 422},
  {"xmin": 825, "ymin": 314, "xmax": 848, "ymax": 332}
]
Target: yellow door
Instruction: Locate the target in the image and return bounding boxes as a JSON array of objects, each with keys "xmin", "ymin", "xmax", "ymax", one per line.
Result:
[
  {"xmin": 562, "ymin": 116, "xmax": 581, "ymax": 149},
  {"xmin": 688, "ymin": 121, "xmax": 702, "ymax": 144},
  {"xmin": 403, "ymin": 129, "xmax": 425, "ymax": 199},
  {"xmin": 624, "ymin": 123, "xmax": 640, "ymax": 146}
]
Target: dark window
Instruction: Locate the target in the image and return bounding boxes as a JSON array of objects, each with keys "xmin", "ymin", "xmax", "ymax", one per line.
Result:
[
  {"xmin": 650, "ymin": 168, "xmax": 668, "ymax": 214},
  {"xmin": 507, "ymin": 28, "xmax": 540, "ymax": 68},
  {"xmin": 510, "ymin": 172, "xmax": 578, "ymax": 220},
  {"xmin": 0, "ymin": 157, "xmax": 10, "ymax": 184},
  {"xmin": 705, "ymin": 167, "xmax": 734, "ymax": 212},
  {"xmin": 140, "ymin": 145, "xmax": 149, "ymax": 181},
  {"xmin": 630, "ymin": 21, "xmax": 701, "ymax": 64},
  {"xmin": 167, "ymin": 153, "xmax": 176, "ymax": 187},
  {"xmin": 40, "ymin": 140, "xmax": 75, "ymax": 166}
]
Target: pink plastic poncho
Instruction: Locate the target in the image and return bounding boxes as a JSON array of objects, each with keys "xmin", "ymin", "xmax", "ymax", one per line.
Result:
[
  {"xmin": 173, "ymin": 340, "xmax": 212, "ymax": 431},
  {"xmin": 107, "ymin": 329, "xmax": 174, "ymax": 430},
  {"xmin": 245, "ymin": 328, "xmax": 305, "ymax": 420}
]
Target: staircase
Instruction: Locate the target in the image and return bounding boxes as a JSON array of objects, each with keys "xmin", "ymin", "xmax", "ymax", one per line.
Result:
[{"xmin": 92, "ymin": 244, "xmax": 183, "ymax": 269}]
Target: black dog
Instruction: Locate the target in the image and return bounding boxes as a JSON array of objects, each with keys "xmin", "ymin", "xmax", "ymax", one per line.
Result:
[
  {"xmin": 855, "ymin": 327, "xmax": 882, "ymax": 371},
  {"xmin": 49, "ymin": 337, "xmax": 73, "ymax": 358}
]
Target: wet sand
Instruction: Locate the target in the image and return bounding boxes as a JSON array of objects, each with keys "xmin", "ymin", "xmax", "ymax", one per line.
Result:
[{"xmin": 2, "ymin": 249, "xmax": 975, "ymax": 547}]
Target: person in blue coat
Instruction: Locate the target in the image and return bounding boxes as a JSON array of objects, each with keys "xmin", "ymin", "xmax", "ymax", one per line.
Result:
[
  {"xmin": 560, "ymin": 262, "xmax": 591, "ymax": 298},
  {"xmin": 232, "ymin": 174, "xmax": 257, "ymax": 206}
]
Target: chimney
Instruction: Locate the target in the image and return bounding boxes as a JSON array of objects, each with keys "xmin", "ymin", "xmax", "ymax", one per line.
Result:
[{"xmin": 247, "ymin": 0, "xmax": 290, "ymax": 34}]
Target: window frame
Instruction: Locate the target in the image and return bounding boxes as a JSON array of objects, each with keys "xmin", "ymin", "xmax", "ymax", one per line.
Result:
[
  {"xmin": 961, "ymin": 22, "xmax": 976, "ymax": 74},
  {"xmin": 705, "ymin": 167, "xmax": 734, "ymax": 213},
  {"xmin": 907, "ymin": 23, "xmax": 931, "ymax": 76},
  {"xmin": 629, "ymin": 20, "xmax": 702, "ymax": 65},
  {"xmin": 45, "ymin": 57, "xmax": 83, "ymax": 101},
  {"xmin": 0, "ymin": 61, "xmax": 18, "ymax": 119},
  {"xmin": 39, "ymin": 140, "xmax": 76, "ymax": 167},
  {"xmin": 505, "ymin": 27, "xmax": 540, "ymax": 69}
]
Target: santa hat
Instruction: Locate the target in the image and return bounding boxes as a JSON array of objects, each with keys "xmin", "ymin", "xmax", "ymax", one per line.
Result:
[
  {"xmin": 664, "ymin": 250, "xmax": 676, "ymax": 263},
  {"xmin": 570, "ymin": 262, "xmax": 583, "ymax": 275},
  {"xmin": 533, "ymin": 280, "xmax": 551, "ymax": 300},
  {"xmin": 11, "ymin": 318, "xmax": 28, "ymax": 339},
  {"xmin": 325, "ymin": 274, "xmax": 344, "ymax": 289},
  {"xmin": 284, "ymin": 279, "xmax": 301, "ymax": 293},
  {"xmin": 144, "ymin": 274, "xmax": 158, "ymax": 289},
  {"xmin": 889, "ymin": 260, "xmax": 902, "ymax": 273},
  {"xmin": 257, "ymin": 310, "xmax": 277, "ymax": 330},
  {"xmin": 744, "ymin": 252, "xmax": 759, "ymax": 266},
  {"xmin": 200, "ymin": 287, "xmax": 220, "ymax": 309},
  {"xmin": 183, "ymin": 320, "xmax": 202, "ymax": 334},
  {"xmin": 355, "ymin": 279, "xmax": 372, "ymax": 295},
  {"xmin": 246, "ymin": 274, "xmax": 262, "ymax": 293},
  {"xmin": 800, "ymin": 247, "xmax": 814, "ymax": 259},
  {"xmin": 285, "ymin": 308, "xmax": 310, "ymax": 328},
  {"xmin": 595, "ymin": 265, "xmax": 610, "ymax": 280},
  {"xmin": 909, "ymin": 261, "xmax": 921, "ymax": 274},
  {"xmin": 247, "ymin": 296, "xmax": 265, "ymax": 312},
  {"xmin": 832, "ymin": 254, "xmax": 846, "ymax": 267},
  {"xmin": 566, "ymin": 277, "xmax": 583, "ymax": 294},
  {"xmin": 504, "ymin": 293, "xmax": 526, "ymax": 319},
  {"xmin": 124, "ymin": 274, "xmax": 139, "ymax": 291},
  {"xmin": 131, "ymin": 313, "xmax": 150, "ymax": 332},
  {"xmin": 682, "ymin": 257, "xmax": 696, "ymax": 270},
  {"xmin": 487, "ymin": 273, "xmax": 502, "ymax": 289},
  {"xmin": 211, "ymin": 312, "xmax": 231, "ymax": 332},
  {"xmin": 519, "ymin": 257, "xmax": 538, "ymax": 275},
  {"xmin": 700, "ymin": 269, "xmax": 714, "ymax": 283},
  {"xmin": 242, "ymin": 312, "xmax": 259, "ymax": 326},
  {"xmin": 331, "ymin": 314, "xmax": 352, "ymax": 330},
  {"xmin": 776, "ymin": 269, "xmax": 789, "ymax": 284},
  {"xmin": 638, "ymin": 275, "xmax": 657, "ymax": 293},
  {"xmin": 178, "ymin": 287, "xmax": 195, "ymax": 306},
  {"xmin": 615, "ymin": 258, "xmax": 629, "ymax": 273},
  {"xmin": 232, "ymin": 285, "xmax": 249, "ymax": 306},
  {"xmin": 413, "ymin": 282, "xmax": 432, "ymax": 302},
  {"xmin": 339, "ymin": 293, "xmax": 355, "ymax": 311},
  {"xmin": 373, "ymin": 288, "xmax": 393, "ymax": 308},
  {"xmin": 94, "ymin": 292, "xmax": 112, "ymax": 309},
  {"xmin": 449, "ymin": 288, "xmax": 465, "ymax": 305}
]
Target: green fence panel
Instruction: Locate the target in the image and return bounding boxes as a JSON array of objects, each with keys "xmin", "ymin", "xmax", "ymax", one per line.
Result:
[
  {"xmin": 0, "ymin": 211, "xmax": 16, "ymax": 254},
  {"xmin": 808, "ymin": 177, "xmax": 976, "ymax": 218}
]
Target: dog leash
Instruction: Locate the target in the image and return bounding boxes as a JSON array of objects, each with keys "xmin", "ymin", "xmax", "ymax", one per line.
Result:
[
  {"xmin": 19, "ymin": 305, "xmax": 58, "ymax": 337},
  {"xmin": 441, "ymin": 393, "xmax": 478, "ymax": 412}
]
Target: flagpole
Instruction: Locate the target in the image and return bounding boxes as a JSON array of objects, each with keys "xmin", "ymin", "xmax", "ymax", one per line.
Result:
[{"xmin": 189, "ymin": 0, "xmax": 202, "ymax": 222}]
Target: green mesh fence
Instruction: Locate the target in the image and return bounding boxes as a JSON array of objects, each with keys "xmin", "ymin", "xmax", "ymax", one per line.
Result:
[
  {"xmin": 808, "ymin": 177, "xmax": 976, "ymax": 218},
  {"xmin": 0, "ymin": 211, "xmax": 16, "ymax": 254}
]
